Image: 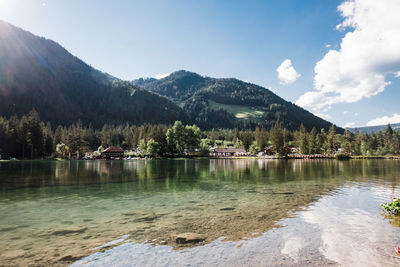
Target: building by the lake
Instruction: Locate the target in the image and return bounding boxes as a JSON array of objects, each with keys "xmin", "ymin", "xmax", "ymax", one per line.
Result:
[
  {"xmin": 101, "ymin": 146, "xmax": 124, "ymax": 159},
  {"xmin": 210, "ymin": 148, "xmax": 247, "ymax": 157}
]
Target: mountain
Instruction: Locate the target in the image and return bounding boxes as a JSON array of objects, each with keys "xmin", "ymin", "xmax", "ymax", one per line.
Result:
[
  {"xmin": 134, "ymin": 71, "xmax": 339, "ymax": 131},
  {"xmin": 0, "ymin": 20, "xmax": 188, "ymax": 127},
  {"xmin": 349, "ymin": 123, "xmax": 400, "ymax": 134},
  {"xmin": 0, "ymin": 20, "xmax": 340, "ymax": 131}
]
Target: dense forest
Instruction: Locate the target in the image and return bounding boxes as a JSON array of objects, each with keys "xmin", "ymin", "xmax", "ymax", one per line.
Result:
[
  {"xmin": 134, "ymin": 70, "xmax": 338, "ymax": 131},
  {"xmin": 0, "ymin": 21, "xmax": 188, "ymax": 127},
  {"xmin": 0, "ymin": 110, "xmax": 399, "ymax": 159},
  {"xmin": 1, "ymin": 21, "xmax": 337, "ymax": 132},
  {"xmin": 0, "ymin": 22, "xmax": 396, "ymax": 160}
]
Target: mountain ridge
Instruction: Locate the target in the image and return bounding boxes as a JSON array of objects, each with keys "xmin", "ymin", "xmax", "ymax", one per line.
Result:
[
  {"xmin": 133, "ymin": 70, "xmax": 340, "ymax": 131},
  {"xmin": 0, "ymin": 20, "xmax": 189, "ymax": 127},
  {"xmin": 349, "ymin": 123, "xmax": 400, "ymax": 134},
  {"xmin": 1, "ymin": 20, "xmax": 340, "ymax": 131}
]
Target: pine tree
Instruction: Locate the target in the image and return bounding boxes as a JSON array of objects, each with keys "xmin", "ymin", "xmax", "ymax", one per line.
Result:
[
  {"xmin": 270, "ymin": 121, "xmax": 285, "ymax": 156},
  {"xmin": 325, "ymin": 125, "xmax": 337, "ymax": 154},
  {"xmin": 298, "ymin": 124, "xmax": 309, "ymax": 154},
  {"xmin": 309, "ymin": 127, "xmax": 317, "ymax": 154}
]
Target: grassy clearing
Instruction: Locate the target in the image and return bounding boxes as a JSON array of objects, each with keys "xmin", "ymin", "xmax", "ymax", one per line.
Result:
[{"xmin": 208, "ymin": 100, "xmax": 265, "ymax": 121}]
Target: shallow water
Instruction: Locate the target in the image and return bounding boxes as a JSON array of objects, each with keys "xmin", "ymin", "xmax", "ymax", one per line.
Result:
[{"xmin": 0, "ymin": 159, "xmax": 400, "ymax": 266}]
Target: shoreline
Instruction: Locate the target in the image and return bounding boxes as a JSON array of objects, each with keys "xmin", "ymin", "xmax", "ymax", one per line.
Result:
[{"xmin": 1, "ymin": 155, "xmax": 400, "ymax": 161}]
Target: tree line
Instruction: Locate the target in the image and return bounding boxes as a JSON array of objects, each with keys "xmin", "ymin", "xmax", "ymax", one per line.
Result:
[{"xmin": 0, "ymin": 110, "xmax": 399, "ymax": 159}]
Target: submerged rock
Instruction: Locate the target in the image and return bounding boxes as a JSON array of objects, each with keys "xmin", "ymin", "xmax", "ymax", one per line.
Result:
[
  {"xmin": 220, "ymin": 207, "xmax": 235, "ymax": 211},
  {"xmin": 123, "ymin": 210, "xmax": 159, "ymax": 222},
  {"xmin": 272, "ymin": 192, "xmax": 294, "ymax": 195},
  {"xmin": 0, "ymin": 225, "xmax": 18, "ymax": 232},
  {"xmin": 58, "ymin": 254, "xmax": 83, "ymax": 262},
  {"xmin": 174, "ymin": 233, "xmax": 205, "ymax": 244},
  {"xmin": 122, "ymin": 211, "xmax": 137, "ymax": 216},
  {"xmin": 51, "ymin": 226, "xmax": 87, "ymax": 235},
  {"xmin": 134, "ymin": 214, "xmax": 158, "ymax": 222}
]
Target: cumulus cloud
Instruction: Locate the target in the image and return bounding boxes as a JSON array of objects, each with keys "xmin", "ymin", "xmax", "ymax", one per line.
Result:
[
  {"xmin": 297, "ymin": 0, "xmax": 400, "ymax": 110},
  {"xmin": 155, "ymin": 73, "xmax": 170, "ymax": 79},
  {"xmin": 277, "ymin": 59, "xmax": 301, "ymax": 85},
  {"xmin": 344, "ymin": 122, "xmax": 355, "ymax": 128},
  {"xmin": 366, "ymin": 113, "xmax": 400, "ymax": 126}
]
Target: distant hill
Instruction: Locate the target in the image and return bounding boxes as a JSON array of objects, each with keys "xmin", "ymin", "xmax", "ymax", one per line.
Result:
[
  {"xmin": 0, "ymin": 20, "xmax": 188, "ymax": 127},
  {"xmin": 134, "ymin": 71, "xmax": 341, "ymax": 131},
  {"xmin": 349, "ymin": 123, "xmax": 400, "ymax": 134}
]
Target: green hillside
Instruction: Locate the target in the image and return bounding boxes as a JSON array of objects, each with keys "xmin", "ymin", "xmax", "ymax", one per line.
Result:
[
  {"xmin": 208, "ymin": 100, "xmax": 265, "ymax": 121},
  {"xmin": 134, "ymin": 71, "xmax": 342, "ymax": 132}
]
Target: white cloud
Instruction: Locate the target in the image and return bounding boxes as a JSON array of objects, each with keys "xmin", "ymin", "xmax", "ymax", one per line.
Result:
[
  {"xmin": 344, "ymin": 122, "xmax": 355, "ymax": 128},
  {"xmin": 366, "ymin": 113, "xmax": 400, "ymax": 126},
  {"xmin": 326, "ymin": 44, "xmax": 332, "ymax": 48},
  {"xmin": 343, "ymin": 110, "xmax": 349, "ymax": 115},
  {"xmin": 154, "ymin": 73, "xmax": 170, "ymax": 79},
  {"xmin": 302, "ymin": 188, "xmax": 396, "ymax": 267},
  {"xmin": 297, "ymin": 0, "xmax": 400, "ymax": 111},
  {"xmin": 42, "ymin": 2, "xmax": 46, "ymax": 6},
  {"xmin": 277, "ymin": 59, "xmax": 301, "ymax": 85},
  {"xmin": 354, "ymin": 112, "xmax": 359, "ymax": 116}
]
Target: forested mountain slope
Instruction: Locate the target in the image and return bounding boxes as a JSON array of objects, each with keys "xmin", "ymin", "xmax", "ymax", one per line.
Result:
[
  {"xmin": 0, "ymin": 20, "xmax": 188, "ymax": 127},
  {"xmin": 0, "ymin": 20, "xmax": 339, "ymax": 132},
  {"xmin": 134, "ymin": 71, "xmax": 340, "ymax": 131}
]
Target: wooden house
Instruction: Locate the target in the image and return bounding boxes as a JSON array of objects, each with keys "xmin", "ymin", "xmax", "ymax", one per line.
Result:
[{"xmin": 101, "ymin": 146, "xmax": 124, "ymax": 159}]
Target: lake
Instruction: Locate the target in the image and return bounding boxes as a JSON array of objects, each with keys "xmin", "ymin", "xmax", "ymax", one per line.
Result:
[{"xmin": 0, "ymin": 159, "xmax": 400, "ymax": 266}]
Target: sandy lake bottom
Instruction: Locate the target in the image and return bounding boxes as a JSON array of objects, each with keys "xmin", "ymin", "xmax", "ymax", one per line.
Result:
[{"xmin": 1, "ymin": 159, "xmax": 400, "ymax": 266}]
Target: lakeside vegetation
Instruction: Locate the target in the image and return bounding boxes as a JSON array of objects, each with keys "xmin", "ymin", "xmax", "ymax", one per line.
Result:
[
  {"xmin": 382, "ymin": 198, "xmax": 400, "ymax": 216},
  {"xmin": 1, "ymin": 110, "xmax": 400, "ymax": 160}
]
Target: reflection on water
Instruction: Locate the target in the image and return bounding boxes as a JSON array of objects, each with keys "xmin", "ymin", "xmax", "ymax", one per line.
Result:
[
  {"xmin": 73, "ymin": 185, "xmax": 400, "ymax": 267},
  {"xmin": 301, "ymin": 186, "xmax": 400, "ymax": 266},
  {"xmin": 0, "ymin": 159, "xmax": 400, "ymax": 266}
]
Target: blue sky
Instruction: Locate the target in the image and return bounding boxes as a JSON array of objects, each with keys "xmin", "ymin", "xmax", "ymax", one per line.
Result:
[{"xmin": 1, "ymin": 0, "xmax": 399, "ymax": 128}]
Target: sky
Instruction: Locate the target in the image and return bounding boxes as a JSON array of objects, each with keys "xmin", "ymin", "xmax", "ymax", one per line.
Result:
[{"xmin": 0, "ymin": 0, "xmax": 399, "ymax": 128}]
